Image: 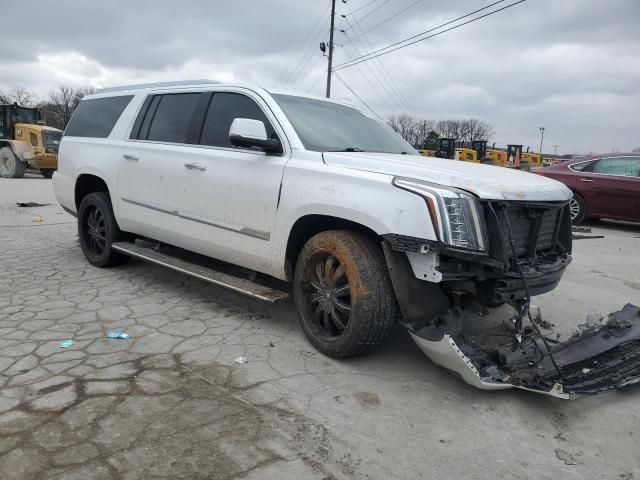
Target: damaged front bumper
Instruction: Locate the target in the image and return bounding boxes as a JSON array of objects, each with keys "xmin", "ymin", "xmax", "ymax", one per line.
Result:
[{"xmin": 411, "ymin": 304, "xmax": 640, "ymax": 399}]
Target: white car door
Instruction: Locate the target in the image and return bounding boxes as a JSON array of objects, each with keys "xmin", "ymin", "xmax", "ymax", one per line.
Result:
[
  {"xmin": 117, "ymin": 92, "xmax": 204, "ymax": 242},
  {"xmin": 173, "ymin": 90, "xmax": 290, "ymax": 274}
]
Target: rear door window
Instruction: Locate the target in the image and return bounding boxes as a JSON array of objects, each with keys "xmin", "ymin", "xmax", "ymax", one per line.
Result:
[
  {"xmin": 593, "ymin": 157, "xmax": 640, "ymax": 177},
  {"xmin": 144, "ymin": 93, "xmax": 201, "ymax": 144},
  {"xmin": 200, "ymin": 93, "xmax": 276, "ymax": 148},
  {"xmin": 64, "ymin": 95, "xmax": 133, "ymax": 138}
]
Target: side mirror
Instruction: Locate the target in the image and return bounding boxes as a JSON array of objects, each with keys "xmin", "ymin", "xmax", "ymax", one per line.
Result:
[{"xmin": 229, "ymin": 118, "xmax": 281, "ymax": 154}]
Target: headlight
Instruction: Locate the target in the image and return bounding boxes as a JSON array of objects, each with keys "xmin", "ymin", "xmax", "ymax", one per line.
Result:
[{"xmin": 392, "ymin": 177, "xmax": 485, "ymax": 251}]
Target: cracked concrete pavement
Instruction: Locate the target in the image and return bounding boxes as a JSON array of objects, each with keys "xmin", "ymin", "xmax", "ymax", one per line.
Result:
[{"xmin": 1, "ymin": 175, "xmax": 639, "ymax": 480}]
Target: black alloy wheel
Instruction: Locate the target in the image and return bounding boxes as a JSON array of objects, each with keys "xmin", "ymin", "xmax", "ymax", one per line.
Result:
[{"xmin": 305, "ymin": 253, "xmax": 352, "ymax": 337}]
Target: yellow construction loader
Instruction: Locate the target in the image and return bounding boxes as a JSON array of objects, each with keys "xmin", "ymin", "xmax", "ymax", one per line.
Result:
[
  {"xmin": 521, "ymin": 151, "xmax": 543, "ymax": 168},
  {"xmin": 0, "ymin": 103, "xmax": 61, "ymax": 178}
]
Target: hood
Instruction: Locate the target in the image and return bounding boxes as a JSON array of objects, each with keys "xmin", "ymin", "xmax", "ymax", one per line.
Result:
[{"xmin": 322, "ymin": 152, "xmax": 572, "ymax": 201}]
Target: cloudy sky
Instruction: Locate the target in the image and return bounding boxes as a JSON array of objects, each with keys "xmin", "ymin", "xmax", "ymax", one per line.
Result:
[{"xmin": 2, "ymin": 0, "xmax": 638, "ymax": 154}]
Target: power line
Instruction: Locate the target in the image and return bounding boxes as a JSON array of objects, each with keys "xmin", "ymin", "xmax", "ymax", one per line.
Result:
[
  {"xmin": 285, "ymin": 16, "xmax": 330, "ymax": 89},
  {"xmin": 305, "ymin": 64, "xmax": 328, "ymax": 93},
  {"xmin": 336, "ymin": 0, "xmax": 508, "ymax": 67},
  {"xmin": 342, "ymin": 2, "xmax": 417, "ymax": 116},
  {"xmin": 340, "ymin": 40, "xmax": 404, "ymax": 114},
  {"xmin": 276, "ymin": 3, "xmax": 330, "ymax": 86},
  {"xmin": 344, "ymin": 0, "xmax": 392, "ymax": 29},
  {"xmin": 332, "ymin": 70, "xmax": 384, "ymax": 121},
  {"xmin": 342, "ymin": 0, "xmax": 425, "ymax": 46},
  {"xmin": 351, "ymin": 0, "xmax": 382, "ymax": 15},
  {"xmin": 340, "ymin": 21, "xmax": 410, "ymax": 115},
  {"xmin": 335, "ymin": 0, "xmax": 524, "ymax": 71}
]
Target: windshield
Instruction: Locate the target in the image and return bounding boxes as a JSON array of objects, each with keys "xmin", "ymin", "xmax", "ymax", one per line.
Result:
[
  {"xmin": 272, "ymin": 94, "xmax": 417, "ymax": 155},
  {"xmin": 12, "ymin": 107, "xmax": 38, "ymax": 125}
]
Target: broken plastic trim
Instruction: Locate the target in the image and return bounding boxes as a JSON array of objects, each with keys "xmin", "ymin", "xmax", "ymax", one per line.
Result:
[{"xmin": 410, "ymin": 304, "xmax": 640, "ymax": 399}]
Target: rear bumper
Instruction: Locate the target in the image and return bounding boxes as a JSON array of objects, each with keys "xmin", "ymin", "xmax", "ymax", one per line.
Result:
[{"xmin": 52, "ymin": 171, "xmax": 76, "ymax": 215}]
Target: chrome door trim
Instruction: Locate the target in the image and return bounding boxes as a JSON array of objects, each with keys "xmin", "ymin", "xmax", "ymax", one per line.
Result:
[{"xmin": 121, "ymin": 197, "xmax": 270, "ymax": 241}]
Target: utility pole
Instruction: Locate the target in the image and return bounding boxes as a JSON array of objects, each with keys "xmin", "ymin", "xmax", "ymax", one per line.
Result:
[
  {"xmin": 325, "ymin": 0, "xmax": 336, "ymax": 98},
  {"xmin": 553, "ymin": 145, "xmax": 559, "ymax": 156},
  {"xmin": 539, "ymin": 126, "xmax": 545, "ymax": 155}
]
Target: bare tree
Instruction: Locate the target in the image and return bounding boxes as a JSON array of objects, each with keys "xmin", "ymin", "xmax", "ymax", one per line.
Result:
[
  {"xmin": 460, "ymin": 118, "xmax": 495, "ymax": 143},
  {"xmin": 436, "ymin": 120, "xmax": 461, "ymax": 140},
  {"xmin": 48, "ymin": 86, "xmax": 77, "ymax": 127},
  {"xmin": 12, "ymin": 87, "xmax": 38, "ymax": 106},
  {"xmin": 0, "ymin": 86, "xmax": 38, "ymax": 106},
  {"xmin": 390, "ymin": 115, "xmax": 495, "ymax": 148},
  {"xmin": 72, "ymin": 86, "xmax": 95, "ymax": 110}
]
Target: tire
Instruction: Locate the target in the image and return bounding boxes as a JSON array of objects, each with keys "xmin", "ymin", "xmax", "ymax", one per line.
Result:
[
  {"xmin": 77, "ymin": 192, "xmax": 129, "ymax": 267},
  {"xmin": 569, "ymin": 192, "xmax": 587, "ymax": 224},
  {"xmin": 293, "ymin": 230, "xmax": 396, "ymax": 358},
  {"xmin": 0, "ymin": 147, "xmax": 27, "ymax": 178},
  {"xmin": 40, "ymin": 168, "xmax": 55, "ymax": 179}
]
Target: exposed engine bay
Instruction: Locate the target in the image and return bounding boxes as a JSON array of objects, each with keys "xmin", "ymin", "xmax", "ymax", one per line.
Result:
[{"xmin": 383, "ymin": 200, "xmax": 640, "ymax": 398}]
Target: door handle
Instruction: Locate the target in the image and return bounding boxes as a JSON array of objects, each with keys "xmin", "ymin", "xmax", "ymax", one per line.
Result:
[
  {"xmin": 184, "ymin": 162, "xmax": 206, "ymax": 171},
  {"xmin": 123, "ymin": 154, "xmax": 139, "ymax": 161},
  {"xmin": 580, "ymin": 178, "xmax": 594, "ymax": 183}
]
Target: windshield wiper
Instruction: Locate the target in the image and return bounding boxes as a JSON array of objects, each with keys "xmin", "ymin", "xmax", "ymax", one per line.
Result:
[{"xmin": 328, "ymin": 147, "xmax": 365, "ymax": 152}]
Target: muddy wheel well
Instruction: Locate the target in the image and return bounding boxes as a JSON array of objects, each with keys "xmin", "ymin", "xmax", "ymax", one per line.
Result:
[
  {"xmin": 75, "ymin": 174, "xmax": 109, "ymax": 209},
  {"xmin": 284, "ymin": 214, "xmax": 380, "ymax": 281}
]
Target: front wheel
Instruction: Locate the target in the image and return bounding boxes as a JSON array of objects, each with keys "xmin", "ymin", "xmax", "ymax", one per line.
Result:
[
  {"xmin": 40, "ymin": 168, "xmax": 55, "ymax": 179},
  {"xmin": 78, "ymin": 192, "xmax": 129, "ymax": 267},
  {"xmin": 293, "ymin": 230, "xmax": 396, "ymax": 358},
  {"xmin": 0, "ymin": 147, "xmax": 26, "ymax": 178}
]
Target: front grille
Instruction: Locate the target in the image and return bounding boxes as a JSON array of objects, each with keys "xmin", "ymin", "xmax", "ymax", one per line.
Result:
[
  {"xmin": 537, "ymin": 340, "xmax": 640, "ymax": 394},
  {"xmin": 497, "ymin": 203, "xmax": 564, "ymax": 259},
  {"xmin": 42, "ymin": 130, "xmax": 62, "ymax": 154}
]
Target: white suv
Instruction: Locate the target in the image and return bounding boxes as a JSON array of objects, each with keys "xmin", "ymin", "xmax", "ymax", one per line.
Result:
[{"xmin": 54, "ymin": 80, "xmax": 640, "ymax": 398}]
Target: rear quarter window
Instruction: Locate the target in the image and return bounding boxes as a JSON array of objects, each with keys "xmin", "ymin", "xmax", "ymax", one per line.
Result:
[{"xmin": 64, "ymin": 95, "xmax": 133, "ymax": 138}]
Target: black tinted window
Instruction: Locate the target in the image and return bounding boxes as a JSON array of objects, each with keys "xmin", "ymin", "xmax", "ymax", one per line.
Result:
[
  {"xmin": 65, "ymin": 96, "xmax": 133, "ymax": 138},
  {"xmin": 201, "ymin": 93, "xmax": 275, "ymax": 148},
  {"xmin": 146, "ymin": 93, "xmax": 201, "ymax": 143}
]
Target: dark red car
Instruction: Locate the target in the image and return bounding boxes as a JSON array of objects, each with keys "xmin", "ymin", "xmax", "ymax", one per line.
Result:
[{"xmin": 535, "ymin": 154, "xmax": 640, "ymax": 224}]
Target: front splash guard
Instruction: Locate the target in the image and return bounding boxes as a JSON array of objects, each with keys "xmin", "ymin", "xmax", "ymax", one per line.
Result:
[{"xmin": 410, "ymin": 304, "xmax": 640, "ymax": 399}]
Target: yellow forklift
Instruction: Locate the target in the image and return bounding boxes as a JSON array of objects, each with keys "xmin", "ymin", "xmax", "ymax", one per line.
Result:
[
  {"xmin": 485, "ymin": 143, "xmax": 507, "ymax": 165},
  {"xmin": 419, "ymin": 137, "xmax": 455, "ymax": 159},
  {"xmin": 421, "ymin": 138, "xmax": 491, "ymax": 164},
  {"xmin": 0, "ymin": 103, "xmax": 61, "ymax": 178},
  {"xmin": 521, "ymin": 147, "xmax": 543, "ymax": 169},
  {"xmin": 506, "ymin": 144, "xmax": 525, "ymax": 170}
]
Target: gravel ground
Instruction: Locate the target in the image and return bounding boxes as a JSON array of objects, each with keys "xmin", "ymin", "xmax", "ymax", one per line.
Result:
[{"xmin": 0, "ymin": 175, "xmax": 639, "ymax": 480}]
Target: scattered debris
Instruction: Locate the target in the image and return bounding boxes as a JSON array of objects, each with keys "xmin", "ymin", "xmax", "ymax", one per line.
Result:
[
  {"xmin": 571, "ymin": 226, "xmax": 592, "ymax": 233},
  {"xmin": 106, "ymin": 332, "xmax": 130, "ymax": 339},
  {"xmin": 269, "ymin": 341, "xmax": 275, "ymax": 347},
  {"xmin": 60, "ymin": 339, "xmax": 74, "ymax": 348},
  {"xmin": 17, "ymin": 202, "xmax": 50, "ymax": 207},
  {"xmin": 233, "ymin": 356, "xmax": 248, "ymax": 364},
  {"xmin": 32, "ymin": 216, "xmax": 43, "ymax": 223}
]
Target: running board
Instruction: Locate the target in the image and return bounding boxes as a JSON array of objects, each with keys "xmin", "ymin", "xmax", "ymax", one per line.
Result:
[{"xmin": 111, "ymin": 242, "xmax": 289, "ymax": 303}]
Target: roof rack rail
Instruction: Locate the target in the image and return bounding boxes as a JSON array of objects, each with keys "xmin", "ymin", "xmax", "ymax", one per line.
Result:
[{"xmin": 95, "ymin": 79, "xmax": 221, "ymax": 94}]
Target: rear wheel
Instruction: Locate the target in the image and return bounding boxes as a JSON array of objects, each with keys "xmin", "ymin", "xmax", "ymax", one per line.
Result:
[
  {"xmin": 293, "ymin": 230, "xmax": 396, "ymax": 358},
  {"xmin": 0, "ymin": 147, "xmax": 26, "ymax": 178},
  {"xmin": 40, "ymin": 168, "xmax": 55, "ymax": 179},
  {"xmin": 569, "ymin": 192, "xmax": 587, "ymax": 224},
  {"xmin": 78, "ymin": 192, "xmax": 129, "ymax": 267}
]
